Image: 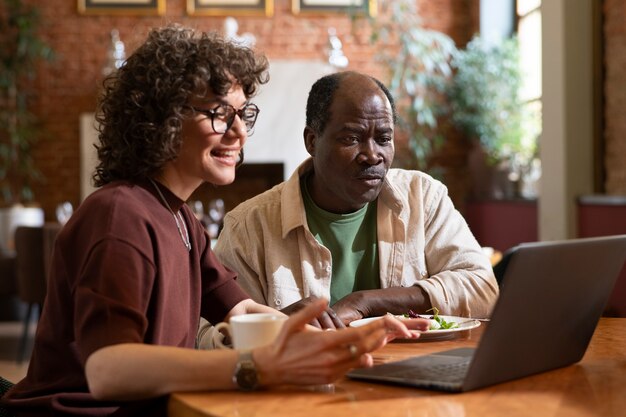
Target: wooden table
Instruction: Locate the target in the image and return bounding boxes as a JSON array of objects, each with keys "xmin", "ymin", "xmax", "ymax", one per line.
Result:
[{"xmin": 169, "ymin": 318, "xmax": 626, "ymax": 417}]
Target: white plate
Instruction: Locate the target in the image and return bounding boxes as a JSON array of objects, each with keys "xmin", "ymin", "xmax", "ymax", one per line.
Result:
[{"xmin": 348, "ymin": 315, "xmax": 481, "ymax": 341}]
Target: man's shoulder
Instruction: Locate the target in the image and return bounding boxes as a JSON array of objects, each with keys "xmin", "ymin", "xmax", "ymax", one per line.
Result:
[{"xmin": 385, "ymin": 168, "xmax": 445, "ymax": 191}]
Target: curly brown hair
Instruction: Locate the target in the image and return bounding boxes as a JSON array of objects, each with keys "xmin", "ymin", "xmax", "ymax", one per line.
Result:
[{"xmin": 93, "ymin": 25, "xmax": 269, "ymax": 187}]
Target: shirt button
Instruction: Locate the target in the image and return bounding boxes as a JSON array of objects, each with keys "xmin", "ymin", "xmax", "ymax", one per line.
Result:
[
  {"xmin": 325, "ymin": 266, "xmax": 331, "ymax": 273},
  {"xmin": 275, "ymin": 299, "xmax": 282, "ymax": 306}
]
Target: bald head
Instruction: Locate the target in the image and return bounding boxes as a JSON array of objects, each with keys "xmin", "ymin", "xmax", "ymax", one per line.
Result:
[{"xmin": 305, "ymin": 71, "xmax": 397, "ymax": 136}]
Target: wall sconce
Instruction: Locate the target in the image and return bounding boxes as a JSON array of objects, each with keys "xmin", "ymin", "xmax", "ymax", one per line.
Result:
[
  {"xmin": 327, "ymin": 27, "xmax": 348, "ymax": 69},
  {"xmin": 102, "ymin": 29, "xmax": 126, "ymax": 76}
]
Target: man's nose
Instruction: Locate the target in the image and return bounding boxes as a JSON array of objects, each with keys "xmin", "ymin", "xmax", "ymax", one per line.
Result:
[{"xmin": 357, "ymin": 140, "xmax": 383, "ymax": 164}]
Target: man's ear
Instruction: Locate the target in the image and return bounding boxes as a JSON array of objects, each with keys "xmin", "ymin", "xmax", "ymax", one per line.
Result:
[{"xmin": 303, "ymin": 126, "xmax": 316, "ymax": 156}]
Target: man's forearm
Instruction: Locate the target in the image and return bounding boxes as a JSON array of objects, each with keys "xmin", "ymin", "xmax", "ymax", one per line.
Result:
[
  {"xmin": 333, "ymin": 286, "xmax": 431, "ymax": 324},
  {"xmin": 360, "ymin": 286, "xmax": 431, "ymax": 316}
]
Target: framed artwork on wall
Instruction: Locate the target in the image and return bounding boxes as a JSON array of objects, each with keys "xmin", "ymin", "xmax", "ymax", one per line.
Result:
[
  {"xmin": 77, "ymin": 0, "xmax": 165, "ymax": 15},
  {"xmin": 292, "ymin": 0, "xmax": 376, "ymax": 17},
  {"xmin": 187, "ymin": 0, "xmax": 274, "ymax": 17}
]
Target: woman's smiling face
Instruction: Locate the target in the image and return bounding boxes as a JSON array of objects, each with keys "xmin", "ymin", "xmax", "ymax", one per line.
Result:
[{"xmin": 174, "ymin": 85, "xmax": 249, "ymax": 187}]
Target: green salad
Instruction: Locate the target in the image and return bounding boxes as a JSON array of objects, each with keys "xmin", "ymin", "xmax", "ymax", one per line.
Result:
[{"xmin": 404, "ymin": 307, "xmax": 459, "ymax": 330}]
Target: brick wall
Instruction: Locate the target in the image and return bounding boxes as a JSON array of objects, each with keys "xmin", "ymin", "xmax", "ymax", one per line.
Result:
[
  {"xmin": 604, "ymin": 0, "xmax": 626, "ymax": 194},
  {"xmin": 20, "ymin": 0, "xmax": 478, "ymax": 219}
]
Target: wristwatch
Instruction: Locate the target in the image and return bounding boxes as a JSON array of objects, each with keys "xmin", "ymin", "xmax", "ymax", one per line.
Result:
[{"xmin": 233, "ymin": 350, "xmax": 259, "ymax": 391}]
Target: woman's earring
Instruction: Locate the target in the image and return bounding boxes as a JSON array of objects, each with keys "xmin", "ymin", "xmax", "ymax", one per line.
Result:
[{"xmin": 236, "ymin": 149, "xmax": 244, "ymax": 168}]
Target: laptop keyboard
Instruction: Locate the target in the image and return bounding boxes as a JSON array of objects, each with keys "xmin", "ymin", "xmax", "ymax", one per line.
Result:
[{"xmin": 393, "ymin": 359, "xmax": 471, "ymax": 383}]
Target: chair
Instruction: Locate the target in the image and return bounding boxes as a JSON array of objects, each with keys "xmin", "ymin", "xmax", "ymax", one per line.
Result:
[
  {"xmin": 0, "ymin": 249, "xmax": 17, "ymax": 319},
  {"xmin": 0, "ymin": 375, "xmax": 15, "ymax": 417},
  {"xmin": 0, "ymin": 249, "xmax": 16, "ymax": 295},
  {"xmin": 13, "ymin": 223, "xmax": 62, "ymax": 364},
  {"xmin": 492, "ymin": 246, "xmax": 516, "ymax": 288},
  {"xmin": 14, "ymin": 226, "xmax": 46, "ymax": 364}
]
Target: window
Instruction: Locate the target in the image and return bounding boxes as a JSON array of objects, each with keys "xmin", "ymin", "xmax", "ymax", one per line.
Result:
[{"xmin": 517, "ymin": 0, "xmax": 542, "ymax": 173}]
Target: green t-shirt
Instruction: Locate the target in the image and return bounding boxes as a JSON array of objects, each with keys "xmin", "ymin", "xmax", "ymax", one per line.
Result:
[{"xmin": 301, "ymin": 176, "xmax": 380, "ymax": 305}]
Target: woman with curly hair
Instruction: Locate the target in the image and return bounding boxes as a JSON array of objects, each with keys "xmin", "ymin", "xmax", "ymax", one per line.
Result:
[{"xmin": 0, "ymin": 25, "xmax": 426, "ymax": 417}]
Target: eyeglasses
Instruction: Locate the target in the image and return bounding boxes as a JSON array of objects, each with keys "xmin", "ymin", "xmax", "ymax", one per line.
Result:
[{"xmin": 192, "ymin": 103, "xmax": 260, "ymax": 134}]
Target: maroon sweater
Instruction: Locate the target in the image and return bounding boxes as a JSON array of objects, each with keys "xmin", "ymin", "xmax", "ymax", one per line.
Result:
[{"xmin": 2, "ymin": 180, "xmax": 249, "ymax": 416}]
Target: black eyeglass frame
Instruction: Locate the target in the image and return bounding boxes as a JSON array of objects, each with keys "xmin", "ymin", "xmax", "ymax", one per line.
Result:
[{"xmin": 191, "ymin": 103, "xmax": 260, "ymax": 134}]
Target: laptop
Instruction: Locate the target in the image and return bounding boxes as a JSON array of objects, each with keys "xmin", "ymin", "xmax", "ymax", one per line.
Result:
[{"xmin": 347, "ymin": 234, "xmax": 626, "ymax": 392}]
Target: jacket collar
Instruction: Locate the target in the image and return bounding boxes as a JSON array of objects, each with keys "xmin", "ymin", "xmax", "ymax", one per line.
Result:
[
  {"xmin": 279, "ymin": 158, "xmax": 405, "ymax": 238},
  {"xmin": 280, "ymin": 159, "xmax": 312, "ymax": 238}
]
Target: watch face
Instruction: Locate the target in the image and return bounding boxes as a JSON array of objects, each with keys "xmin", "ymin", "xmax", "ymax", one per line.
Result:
[{"xmin": 236, "ymin": 360, "xmax": 258, "ymax": 391}]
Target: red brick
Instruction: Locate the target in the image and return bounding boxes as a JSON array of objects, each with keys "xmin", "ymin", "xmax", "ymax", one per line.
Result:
[{"xmin": 14, "ymin": 0, "xmax": 484, "ymax": 219}]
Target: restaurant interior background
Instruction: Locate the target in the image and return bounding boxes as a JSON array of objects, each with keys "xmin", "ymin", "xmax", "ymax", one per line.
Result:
[
  {"xmin": 1, "ymin": 0, "xmax": 626, "ymax": 377},
  {"xmin": 0, "ymin": 0, "xmax": 622, "ymax": 232},
  {"xmin": 0, "ymin": 0, "xmax": 624, "ymax": 239}
]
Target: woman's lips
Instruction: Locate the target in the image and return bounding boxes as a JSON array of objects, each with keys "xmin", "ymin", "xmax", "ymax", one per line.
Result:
[{"xmin": 211, "ymin": 149, "xmax": 238, "ymax": 165}]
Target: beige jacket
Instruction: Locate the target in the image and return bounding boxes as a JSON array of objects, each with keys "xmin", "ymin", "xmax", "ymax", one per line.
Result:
[{"xmin": 215, "ymin": 159, "xmax": 499, "ymax": 318}]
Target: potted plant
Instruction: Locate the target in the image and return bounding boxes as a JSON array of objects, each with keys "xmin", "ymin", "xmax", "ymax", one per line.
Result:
[
  {"xmin": 370, "ymin": 0, "xmax": 458, "ymax": 174},
  {"xmin": 0, "ymin": 0, "xmax": 54, "ymax": 249},
  {"xmin": 447, "ymin": 35, "xmax": 540, "ymax": 199}
]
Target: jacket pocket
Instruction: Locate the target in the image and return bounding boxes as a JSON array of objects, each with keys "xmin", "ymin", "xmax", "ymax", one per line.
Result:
[{"xmin": 268, "ymin": 267, "xmax": 304, "ymax": 309}]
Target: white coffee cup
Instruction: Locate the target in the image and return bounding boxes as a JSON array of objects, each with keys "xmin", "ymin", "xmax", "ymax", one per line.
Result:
[{"xmin": 213, "ymin": 313, "xmax": 288, "ymax": 350}]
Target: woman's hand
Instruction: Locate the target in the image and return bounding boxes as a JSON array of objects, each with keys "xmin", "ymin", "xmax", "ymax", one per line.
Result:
[{"xmin": 253, "ymin": 298, "xmax": 429, "ymax": 387}]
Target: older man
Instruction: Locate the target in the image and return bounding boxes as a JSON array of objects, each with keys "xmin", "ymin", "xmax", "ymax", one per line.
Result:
[{"xmin": 214, "ymin": 71, "xmax": 498, "ymax": 328}]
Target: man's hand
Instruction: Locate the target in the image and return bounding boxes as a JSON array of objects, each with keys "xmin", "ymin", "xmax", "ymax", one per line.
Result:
[
  {"xmin": 281, "ymin": 296, "xmax": 345, "ymax": 329},
  {"xmin": 331, "ymin": 291, "xmax": 370, "ymax": 325},
  {"xmin": 332, "ymin": 287, "xmax": 431, "ymax": 326}
]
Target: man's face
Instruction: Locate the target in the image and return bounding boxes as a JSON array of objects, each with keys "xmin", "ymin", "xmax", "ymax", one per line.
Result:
[{"xmin": 305, "ymin": 76, "xmax": 395, "ymax": 214}]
